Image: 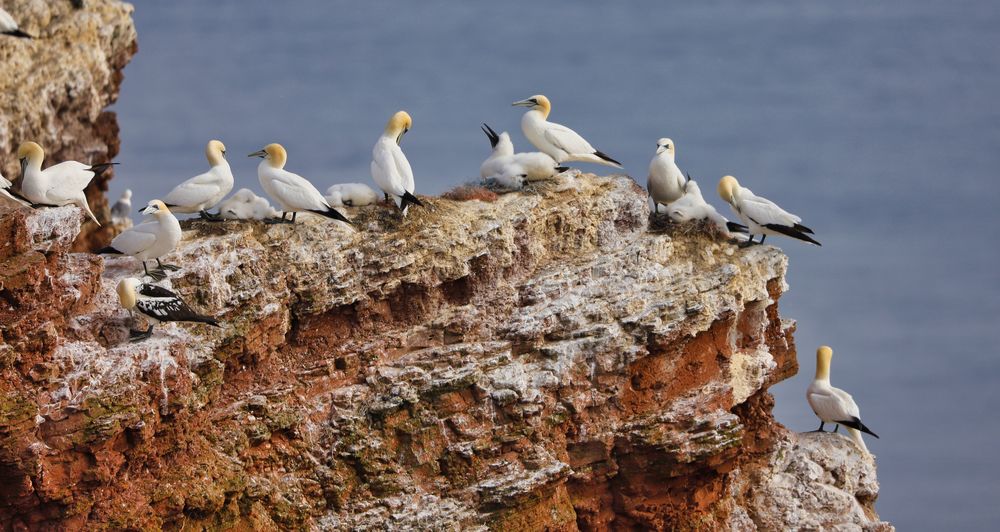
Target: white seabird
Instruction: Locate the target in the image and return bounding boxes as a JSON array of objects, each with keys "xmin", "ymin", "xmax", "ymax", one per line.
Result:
[
  {"xmin": 1, "ymin": 170, "xmax": 31, "ymax": 207},
  {"xmin": 371, "ymin": 110, "xmax": 423, "ymax": 215},
  {"xmin": 17, "ymin": 141, "xmax": 113, "ymax": 225},
  {"xmin": 1, "ymin": 8, "xmax": 32, "ymax": 38},
  {"xmin": 512, "ymin": 94, "xmax": 621, "ymax": 168},
  {"xmin": 249, "ymin": 143, "xmax": 351, "ymax": 225},
  {"xmin": 648, "ymin": 138, "xmax": 687, "ymax": 213},
  {"xmin": 98, "ymin": 200, "xmax": 182, "ymax": 281},
  {"xmin": 110, "ymin": 188, "xmax": 132, "ymax": 226},
  {"xmin": 116, "ymin": 277, "xmax": 219, "ymax": 342},
  {"xmin": 480, "ymin": 123, "xmax": 567, "ymax": 188},
  {"xmin": 667, "ymin": 179, "xmax": 748, "ymax": 239},
  {"xmin": 325, "ymin": 183, "xmax": 379, "ymax": 207},
  {"xmin": 217, "ymin": 188, "xmax": 280, "ymax": 220},
  {"xmin": 806, "ymin": 345, "xmax": 879, "ymax": 453},
  {"xmin": 162, "ymin": 140, "xmax": 234, "ymax": 220},
  {"xmin": 717, "ymin": 175, "xmax": 820, "ymax": 246}
]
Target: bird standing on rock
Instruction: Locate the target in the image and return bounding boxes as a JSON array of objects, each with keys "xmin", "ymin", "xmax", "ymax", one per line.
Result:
[
  {"xmin": 17, "ymin": 141, "xmax": 112, "ymax": 225},
  {"xmin": 371, "ymin": 110, "xmax": 423, "ymax": 215},
  {"xmin": 512, "ymin": 94, "xmax": 621, "ymax": 168},
  {"xmin": 807, "ymin": 346, "xmax": 879, "ymax": 453},
  {"xmin": 98, "ymin": 200, "xmax": 182, "ymax": 281},
  {"xmin": 250, "ymin": 143, "xmax": 351, "ymax": 225},
  {"xmin": 162, "ymin": 140, "xmax": 234, "ymax": 221},
  {"xmin": 717, "ymin": 175, "xmax": 820, "ymax": 247},
  {"xmin": 116, "ymin": 277, "xmax": 219, "ymax": 342},
  {"xmin": 647, "ymin": 138, "xmax": 687, "ymax": 213}
]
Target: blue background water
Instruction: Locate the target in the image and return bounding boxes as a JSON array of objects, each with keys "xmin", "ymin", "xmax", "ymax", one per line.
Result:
[{"xmin": 112, "ymin": 1, "xmax": 1000, "ymax": 528}]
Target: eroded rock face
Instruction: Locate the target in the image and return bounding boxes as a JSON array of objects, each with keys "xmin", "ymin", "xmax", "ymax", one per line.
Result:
[
  {"xmin": 0, "ymin": 174, "xmax": 889, "ymax": 530},
  {"xmin": 0, "ymin": 0, "xmax": 137, "ymax": 251}
]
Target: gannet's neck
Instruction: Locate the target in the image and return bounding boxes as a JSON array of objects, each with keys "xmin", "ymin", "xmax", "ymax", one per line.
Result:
[
  {"xmin": 815, "ymin": 347, "xmax": 832, "ymax": 381},
  {"xmin": 524, "ymin": 108, "xmax": 548, "ymax": 123}
]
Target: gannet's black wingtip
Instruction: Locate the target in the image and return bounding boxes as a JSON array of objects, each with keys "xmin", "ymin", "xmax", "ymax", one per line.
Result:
[
  {"xmin": 400, "ymin": 191, "xmax": 424, "ymax": 212},
  {"xmin": 3, "ymin": 29, "xmax": 33, "ymax": 39},
  {"xmin": 96, "ymin": 246, "xmax": 122, "ymax": 255},
  {"xmin": 594, "ymin": 150, "xmax": 622, "ymax": 167},
  {"xmin": 726, "ymin": 221, "xmax": 749, "ymax": 234},
  {"xmin": 839, "ymin": 417, "xmax": 879, "ymax": 439},
  {"xmin": 763, "ymin": 223, "xmax": 821, "ymax": 246},
  {"xmin": 310, "ymin": 207, "xmax": 352, "ymax": 225}
]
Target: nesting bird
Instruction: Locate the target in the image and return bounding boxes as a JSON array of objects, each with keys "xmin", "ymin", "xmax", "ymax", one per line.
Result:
[
  {"xmin": 116, "ymin": 278, "xmax": 219, "ymax": 342},
  {"xmin": 0, "ymin": 8, "xmax": 32, "ymax": 38},
  {"xmin": 98, "ymin": 200, "xmax": 182, "ymax": 281},
  {"xmin": 647, "ymin": 138, "xmax": 687, "ymax": 213},
  {"xmin": 717, "ymin": 175, "xmax": 820, "ymax": 246},
  {"xmin": 512, "ymin": 95, "xmax": 621, "ymax": 168},
  {"xmin": 250, "ymin": 143, "xmax": 351, "ymax": 224},
  {"xmin": 110, "ymin": 189, "xmax": 132, "ymax": 226},
  {"xmin": 162, "ymin": 140, "xmax": 234, "ymax": 220},
  {"xmin": 325, "ymin": 183, "xmax": 379, "ymax": 207},
  {"xmin": 479, "ymin": 123, "xmax": 567, "ymax": 189},
  {"xmin": 667, "ymin": 179, "xmax": 748, "ymax": 239},
  {"xmin": 371, "ymin": 110, "xmax": 423, "ymax": 215},
  {"xmin": 807, "ymin": 346, "xmax": 879, "ymax": 453},
  {"xmin": 217, "ymin": 188, "xmax": 279, "ymax": 220},
  {"xmin": 17, "ymin": 141, "xmax": 113, "ymax": 225}
]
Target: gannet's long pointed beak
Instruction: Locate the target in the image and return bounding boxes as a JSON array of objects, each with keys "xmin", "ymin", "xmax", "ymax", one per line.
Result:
[
  {"xmin": 481, "ymin": 123, "xmax": 500, "ymax": 148},
  {"xmin": 396, "ymin": 128, "xmax": 408, "ymax": 146},
  {"xmin": 248, "ymin": 149, "xmax": 266, "ymax": 158},
  {"xmin": 512, "ymin": 99, "xmax": 535, "ymax": 107},
  {"xmin": 19, "ymin": 158, "xmax": 27, "ymax": 179}
]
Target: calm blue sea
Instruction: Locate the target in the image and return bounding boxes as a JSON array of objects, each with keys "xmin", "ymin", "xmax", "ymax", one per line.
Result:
[{"xmin": 112, "ymin": 1, "xmax": 1000, "ymax": 529}]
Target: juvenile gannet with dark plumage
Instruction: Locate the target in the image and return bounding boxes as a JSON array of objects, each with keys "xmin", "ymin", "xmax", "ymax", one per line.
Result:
[
  {"xmin": 1, "ymin": 8, "xmax": 32, "ymax": 38},
  {"xmin": 250, "ymin": 143, "xmax": 351, "ymax": 225},
  {"xmin": 97, "ymin": 200, "xmax": 181, "ymax": 281},
  {"xmin": 17, "ymin": 141, "xmax": 113, "ymax": 225},
  {"xmin": 648, "ymin": 138, "xmax": 687, "ymax": 213},
  {"xmin": 480, "ymin": 123, "xmax": 567, "ymax": 185},
  {"xmin": 162, "ymin": 140, "xmax": 233, "ymax": 220},
  {"xmin": 371, "ymin": 111, "xmax": 423, "ymax": 215},
  {"xmin": 116, "ymin": 277, "xmax": 219, "ymax": 341},
  {"xmin": 512, "ymin": 95, "xmax": 621, "ymax": 168},
  {"xmin": 807, "ymin": 346, "xmax": 879, "ymax": 453},
  {"xmin": 1, "ymin": 170, "xmax": 30, "ymax": 207},
  {"xmin": 717, "ymin": 175, "xmax": 820, "ymax": 246},
  {"xmin": 668, "ymin": 179, "xmax": 748, "ymax": 239}
]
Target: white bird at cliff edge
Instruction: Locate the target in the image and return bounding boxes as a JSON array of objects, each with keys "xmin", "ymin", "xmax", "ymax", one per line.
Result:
[
  {"xmin": 117, "ymin": 277, "xmax": 219, "ymax": 342},
  {"xmin": 110, "ymin": 189, "xmax": 132, "ymax": 226},
  {"xmin": 17, "ymin": 141, "xmax": 113, "ymax": 225},
  {"xmin": 717, "ymin": 175, "xmax": 820, "ymax": 247},
  {"xmin": 512, "ymin": 94, "xmax": 622, "ymax": 168},
  {"xmin": 806, "ymin": 345, "xmax": 879, "ymax": 453},
  {"xmin": 648, "ymin": 138, "xmax": 687, "ymax": 213},
  {"xmin": 667, "ymin": 179, "xmax": 748, "ymax": 239},
  {"xmin": 0, "ymin": 170, "xmax": 31, "ymax": 207},
  {"xmin": 325, "ymin": 183, "xmax": 379, "ymax": 207},
  {"xmin": 371, "ymin": 110, "xmax": 423, "ymax": 215},
  {"xmin": 162, "ymin": 140, "xmax": 234, "ymax": 220},
  {"xmin": 479, "ymin": 123, "xmax": 568, "ymax": 187},
  {"xmin": 250, "ymin": 143, "xmax": 351, "ymax": 225},
  {"xmin": 97, "ymin": 200, "xmax": 182, "ymax": 281},
  {"xmin": 1, "ymin": 8, "xmax": 33, "ymax": 38}
]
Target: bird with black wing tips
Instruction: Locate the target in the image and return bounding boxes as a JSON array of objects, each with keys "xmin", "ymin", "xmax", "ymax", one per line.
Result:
[{"xmin": 116, "ymin": 277, "xmax": 219, "ymax": 342}]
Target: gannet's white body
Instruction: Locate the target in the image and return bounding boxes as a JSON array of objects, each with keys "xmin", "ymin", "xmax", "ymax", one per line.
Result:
[
  {"xmin": 218, "ymin": 188, "xmax": 279, "ymax": 220},
  {"xmin": 479, "ymin": 123, "xmax": 565, "ymax": 186},
  {"xmin": 806, "ymin": 346, "xmax": 879, "ymax": 453},
  {"xmin": 99, "ymin": 200, "xmax": 182, "ymax": 280},
  {"xmin": 1, "ymin": 8, "xmax": 31, "ymax": 38},
  {"xmin": 717, "ymin": 175, "xmax": 820, "ymax": 246},
  {"xmin": 0, "ymin": 170, "xmax": 30, "ymax": 207},
  {"xmin": 512, "ymin": 95, "xmax": 621, "ymax": 168},
  {"xmin": 162, "ymin": 140, "xmax": 234, "ymax": 218},
  {"xmin": 17, "ymin": 141, "xmax": 110, "ymax": 225},
  {"xmin": 325, "ymin": 183, "xmax": 379, "ymax": 207},
  {"xmin": 371, "ymin": 110, "xmax": 422, "ymax": 214},
  {"xmin": 251, "ymin": 143, "xmax": 350, "ymax": 224},
  {"xmin": 668, "ymin": 180, "xmax": 747, "ymax": 239},
  {"xmin": 110, "ymin": 189, "xmax": 132, "ymax": 226},
  {"xmin": 647, "ymin": 138, "xmax": 686, "ymax": 212}
]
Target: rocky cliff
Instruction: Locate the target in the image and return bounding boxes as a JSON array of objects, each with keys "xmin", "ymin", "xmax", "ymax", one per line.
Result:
[
  {"xmin": 0, "ymin": 0, "xmax": 137, "ymax": 251},
  {"xmin": 0, "ymin": 175, "xmax": 891, "ymax": 530}
]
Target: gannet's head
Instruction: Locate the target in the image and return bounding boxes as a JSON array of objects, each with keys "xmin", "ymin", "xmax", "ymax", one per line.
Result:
[
  {"xmin": 717, "ymin": 175, "xmax": 739, "ymax": 204},
  {"xmin": 116, "ymin": 277, "xmax": 141, "ymax": 310},
  {"xmin": 512, "ymin": 94, "xmax": 551, "ymax": 118},
  {"xmin": 815, "ymin": 345, "xmax": 833, "ymax": 379},
  {"xmin": 17, "ymin": 141, "xmax": 44, "ymax": 175},
  {"xmin": 248, "ymin": 143, "xmax": 287, "ymax": 169},
  {"xmin": 206, "ymin": 139, "xmax": 227, "ymax": 165},
  {"xmin": 384, "ymin": 111, "xmax": 412, "ymax": 145},
  {"xmin": 122, "ymin": 189, "xmax": 132, "ymax": 200},
  {"xmin": 656, "ymin": 138, "xmax": 675, "ymax": 157},
  {"xmin": 139, "ymin": 199, "xmax": 170, "ymax": 215}
]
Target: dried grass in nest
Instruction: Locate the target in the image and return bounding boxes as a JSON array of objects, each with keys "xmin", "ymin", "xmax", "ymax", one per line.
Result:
[{"xmin": 441, "ymin": 185, "xmax": 498, "ymax": 202}]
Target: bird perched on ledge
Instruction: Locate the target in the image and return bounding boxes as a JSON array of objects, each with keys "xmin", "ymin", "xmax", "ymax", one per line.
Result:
[
  {"xmin": 372, "ymin": 110, "xmax": 423, "ymax": 215},
  {"xmin": 162, "ymin": 140, "xmax": 234, "ymax": 220},
  {"xmin": 98, "ymin": 200, "xmax": 182, "ymax": 281},
  {"xmin": 512, "ymin": 94, "xmax": 621, "ymax": 168},
  {"xmin": 17, "ymin": 141, "xmax": 113, "ymax": 225},
  {"xmin": 647, "ymin": 138, "xmax": 687, "ymax": 213},
  {"xmin": 250, "ymin": 143, "xmax": 351, "ymax": 225},
  {"xmin": 807, "ymin": 345, "xmax": 879, "ymax": 453},
  {"xmin": 717, "ymin": 175, "xmax": 820, "ymax": 247},
  {"xmin": 116, "ymin": 277, "xmax": 219, "ymax": 342}
]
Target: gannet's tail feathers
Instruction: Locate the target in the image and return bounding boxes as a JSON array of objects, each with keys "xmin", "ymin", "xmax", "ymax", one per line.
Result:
[
  {"xmin": 847, "ymin": 428, "xmax": 869, "ymax": 453},
  {"xmin": 96, "ymin": 246, "xmax": 122, "ymax": 255},
  {"xmin": 555, "ymin": 166, "xmax": 570, "ymax": 173},
  {"xmin": 593, "ymin": 150, "xmax": 623, "ymax": 168},
  {"xmin": 764, "ymin": 223, "xmax": 821, "ymax": 246},
  {"xmin": 793, "ymin": 223, "xmax": 815, "ymax": 234},
  {"xmin": 88, "ymin": 162, "xmax": 118, "ymax": 176},
  {"xmin": 481, "ymin": 123, "xmax": 500, "ymax": 148},
  {"xmin": 3, "ymin": 29, "xmax": 33, "ymax": 39},
  {"xmin": 191, "ymin": 315, "xmax": 221, "ymax": 327},
  {"xmin": 309, "ymin": 206, "xmax": 352, "ymax": 224},
  {"xmin": 726, "ymin": 221, "xmax": 749, "ymax": 234},
  {"xmin": 839, "ymin": 416, "xmax": 878, "ymax": 439},
  {"xmin": 400, "ymin": 191, "xmax": 423, "ymax": 212}
]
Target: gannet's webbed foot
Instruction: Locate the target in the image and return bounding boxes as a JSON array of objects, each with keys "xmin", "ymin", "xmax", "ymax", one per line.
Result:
[
  {"xmin": 128, "ymin": 325, "xmax": 154, "ymax": 342},
  {"xmin": 264, "ymin": 212, "xmax": 293, "ymax": 225},
  {"xmin": 156, "ymin": 259, "xmax": 181, "ymax": 272},
  {"xmin": 142, "ymin": 262, "xmax": 167, "ymax": 281},
  {"xmin": 199, "ymin": 209, "xmax": 224, "ymax": 221}
]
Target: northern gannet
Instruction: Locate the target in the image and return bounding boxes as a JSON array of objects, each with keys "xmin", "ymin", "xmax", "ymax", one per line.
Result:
[
  {"xmin": 717, "ymin": 175, "xmax": 820, "ymax": 246},
  {"xmin": 249, "ymin": 143, "xmax": 351, "ymax": 225},
  {"xmin": 17, "ymin": 141, "xmax": 113, "ymax": 225},
  {"xmin": 116, "ymin": 277, "xmax": 219, "ymax": 342},
  {"xmin": 110, "ymin": 189, "xmax": 132, "ymax": 226},
  {"xmin": 648, "ymin": 138, "xmax": 687, "ymax": 213},
  {"xmin": 325, "ymin": 183, "xmax": 379, "ymax": 207},
  {"xmin": 217, "ymin": 188, "xmax": 280, "ymax": 220},
  {"xmin": 0, "ymin": 8, "xmax": 32, "ymax": 38},
  {"xmin": 98, "ymin": 200, "xmax": 182, "ymax": 281},
  {"xmin": 668, "ymin": 179, "xmax": 748, "ymax": 238},
  {"xmin": 807, "ymin": 346, "xmax": 879, "ymax": 453},
  {"xmin": 512, "ymin": 95, "xmax": 621, "ymax": 168},
  {"xmin": 162, "ymin": 140, "xmax": 234, "ymax": 221},
  {"xmin": 0, "ymin": 170, "xmax": 31, "ymax": 207},
  {"xmin": 480, "ymin": 123, "xmax": 567, "ymax": 185},
  {"xmin": 371, "ymin": 111, "xmax": 423, "ymax": 214}
]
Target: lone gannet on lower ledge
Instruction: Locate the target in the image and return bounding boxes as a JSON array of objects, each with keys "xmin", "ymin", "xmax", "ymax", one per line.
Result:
[
  {"xmin": 98, "ymin": 200, "xmax": 182, "ymax": 281},
  {"xmin": 250, "ymin": 143, "xmax": 351, "ymax": 225},
  {"xmin": 17, "ymin": 141, "xmax": 114, "ymax": 225},
  {"xmin": 512, "ymin": 95, "xmax": 621, "ymax": 168},
  {"xmin": 371, "ymin": 111, "xmax": 423, "ymax": 215},
  {"xmin": 480, "ymin": 123, "xmax": 567, "ymax": 185},
  {"xmin": 1, "ymin": 8, "xmax": 32, "ymax": 38},
  {"xmin": 717, "ymin": 175, "xmax": 820, "ymax": 247},
  {"xmin": 163, "ymin": 140, "xmax": 234, "ymax": 221},
  {"xmin": 325, "ymin": 183, "xmax": 379, "ymax": 207},
  {"xmin": 116, "ymin": 277, "xmax": 219, "ymax": 342},
  {"xmin": 807, "ymin": 346, "xmax": 879, "ymax": 453},
  {"xmin": 648, "ymin": 138, "xmax": 687, "ymax": 213}
]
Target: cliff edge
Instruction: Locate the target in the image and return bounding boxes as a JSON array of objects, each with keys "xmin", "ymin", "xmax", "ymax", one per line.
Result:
[{"xmin": 0, "ymin": 174, "xmax": 891, "ymax": 530}]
